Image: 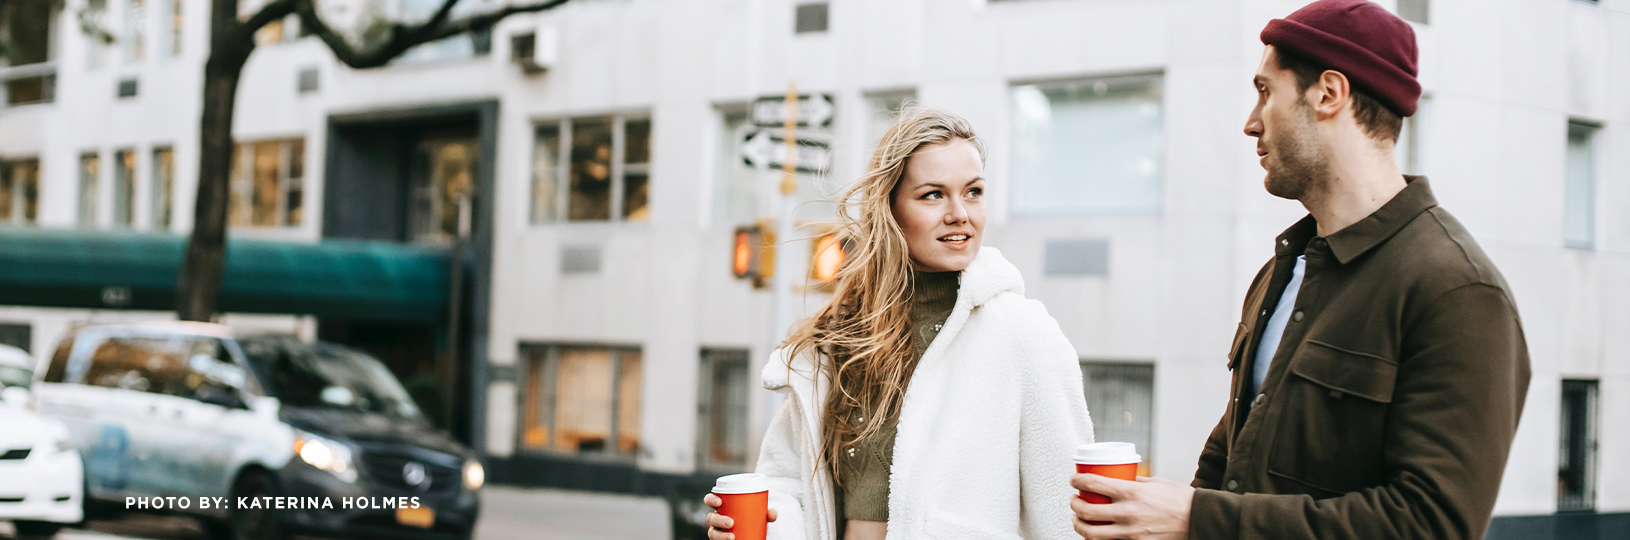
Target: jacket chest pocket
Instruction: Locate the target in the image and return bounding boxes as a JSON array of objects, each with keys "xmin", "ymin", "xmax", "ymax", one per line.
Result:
[{"xmin": 1267, "ymin": 340, "xmax": 1396, "ymax": 497}]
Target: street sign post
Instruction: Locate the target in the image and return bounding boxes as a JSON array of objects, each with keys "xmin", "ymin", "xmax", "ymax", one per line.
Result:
[{"xmin": 751, "ymin": 94, "xmax": 835, "ymax": 129}]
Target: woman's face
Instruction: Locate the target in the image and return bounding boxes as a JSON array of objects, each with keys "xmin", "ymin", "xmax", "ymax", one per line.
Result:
[{"xmin": 890, "ymin": 138, "xmax": 986, "ymax": 273}]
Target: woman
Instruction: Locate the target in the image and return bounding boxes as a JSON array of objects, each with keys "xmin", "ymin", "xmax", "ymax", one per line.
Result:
[{"xmin": 705, "ymin": 109, "xmax": 1094, "ymax": 540}]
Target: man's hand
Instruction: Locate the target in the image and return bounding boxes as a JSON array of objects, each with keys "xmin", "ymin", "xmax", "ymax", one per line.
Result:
[
  {"xmin": 1069, "ymin": 474, "xmax": 1194, "ymax": 540},
  {"xmin": 703, "ymin": 493, "xmax": 779, "ymax": 540}
]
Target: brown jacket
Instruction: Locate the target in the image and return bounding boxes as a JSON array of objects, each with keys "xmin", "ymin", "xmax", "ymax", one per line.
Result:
[{"xmin": 1189, "ymin": 177, "xmax": 1531, "ymax": 540}]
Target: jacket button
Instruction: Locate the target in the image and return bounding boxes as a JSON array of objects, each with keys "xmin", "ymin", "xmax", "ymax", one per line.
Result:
[
  {"xmin": 1253, "ymin": 393, "xmax": 1266, "ymax": 407},
  {"xmin": 1313, "ymin": 238, "xmax": 1328, "ymax": 249},
  {"xmin": 1227, "ymin": 480, "xmax": 1240, "ymax": 492},
  {"xmin": 1260, "ymin": 309, "xmax": 1268, "ymax": 317},
  {"xmin": 1292, "ymin": 311, "xmax": 1305, "ymax": 322}
]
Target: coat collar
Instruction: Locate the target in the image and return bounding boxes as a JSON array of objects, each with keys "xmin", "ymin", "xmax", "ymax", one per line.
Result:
[
  {"xmin": 761, "ymin": 246, "xmax": 1024, "ymax": 391},
  {"xmin": 1275, "ymin": 175, "xmax": 1439, "ymax": 265}
]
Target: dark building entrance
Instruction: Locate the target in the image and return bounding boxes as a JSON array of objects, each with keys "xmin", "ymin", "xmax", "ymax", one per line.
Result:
[{"xmin": 321, "ymin": 101, "xmax": 498, "ymax": 449}]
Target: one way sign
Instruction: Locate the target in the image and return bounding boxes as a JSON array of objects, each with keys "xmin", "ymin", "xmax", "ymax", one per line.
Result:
[
  {"xmin": 752, "ymin": 94, "xmax": 836, "ymax": 128},
  {"xmin": 740, "ymin": 129, "xmax": 831, "ymax": 174}
]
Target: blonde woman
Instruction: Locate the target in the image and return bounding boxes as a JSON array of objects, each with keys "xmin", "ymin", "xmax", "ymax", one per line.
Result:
[{"xmin": 703, "ymin": 109, "xmax": 1094, "ymax": 540}]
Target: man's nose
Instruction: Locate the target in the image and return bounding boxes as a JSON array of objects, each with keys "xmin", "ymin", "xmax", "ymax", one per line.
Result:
[{"xmin": 1244, "ymin": 114, "xmax": 1264, "ymax": 138}]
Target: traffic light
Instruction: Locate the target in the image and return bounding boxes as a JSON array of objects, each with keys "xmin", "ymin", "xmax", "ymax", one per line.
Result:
[
  {"xmin": 809, "ymin": 232, "xmax": 846, "ymax": 284},
  {"xmin": 732, "ymin": 224, "xmax": 774, "ymax": 288}
]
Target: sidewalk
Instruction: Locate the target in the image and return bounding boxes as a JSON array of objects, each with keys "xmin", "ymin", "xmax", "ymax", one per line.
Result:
[{"xmin": 475, "ymin": 485, "xmax": 671, "ymax": 540}]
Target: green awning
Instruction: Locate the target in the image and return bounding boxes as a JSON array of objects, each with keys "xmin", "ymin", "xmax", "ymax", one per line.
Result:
[{"xmin": 0, "ymin": 228, "xmax": 449, "ymax": 322}]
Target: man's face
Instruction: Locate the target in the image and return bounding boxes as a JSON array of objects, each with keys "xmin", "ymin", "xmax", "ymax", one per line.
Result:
[{"xmin": 1245, "ymin": 46, "xmax": 1332, "ymax": 200}]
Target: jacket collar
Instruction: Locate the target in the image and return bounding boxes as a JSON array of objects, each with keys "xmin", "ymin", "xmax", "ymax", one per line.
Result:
[
  {"xmin": 762, "ymin": 246, "xmax": 1024, "ymax": 391},
  {"xmin": 1275, "ymin": 175, "xmax": 1439, "ymax": 265}
]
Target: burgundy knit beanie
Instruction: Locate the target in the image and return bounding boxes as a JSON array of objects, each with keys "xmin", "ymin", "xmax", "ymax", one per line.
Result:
[{"xmin": 1260, "ymin": 0, "xmax": 1421, "ymax": 117}]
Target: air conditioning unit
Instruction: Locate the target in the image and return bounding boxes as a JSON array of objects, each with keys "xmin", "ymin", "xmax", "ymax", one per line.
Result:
[{"xmin": 511, "ymin": 25, "xmax": 557, "ymax": 76}]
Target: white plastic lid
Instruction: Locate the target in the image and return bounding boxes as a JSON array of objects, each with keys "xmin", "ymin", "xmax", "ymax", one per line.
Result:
[
  {"xmin": 1074, "ymin": 442, "xmax": 1142, "ymax": 465},
  {"xmin": 713, "ymin": 473, "xmax": 771, "ymax": 494}
]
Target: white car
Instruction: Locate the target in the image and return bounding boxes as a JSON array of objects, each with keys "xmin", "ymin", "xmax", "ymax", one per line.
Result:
[{"xmin": 0, "ymin": 343, "xmax": 84, "ymax": 538}]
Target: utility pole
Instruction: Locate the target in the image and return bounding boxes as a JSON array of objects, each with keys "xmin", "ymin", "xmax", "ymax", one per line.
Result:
[{"xmin": 770, "ymin": 81, "xmax": 800, "ymax": 350}]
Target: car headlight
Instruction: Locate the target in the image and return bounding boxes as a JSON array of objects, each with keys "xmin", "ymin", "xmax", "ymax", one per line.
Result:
[
  {"xmin": 463, "ymin": 460, "xmax": 484, "ymax": 491},
  {"xmin": 293, "ymin": 430, "xmax": 357, "ymax": 483}
]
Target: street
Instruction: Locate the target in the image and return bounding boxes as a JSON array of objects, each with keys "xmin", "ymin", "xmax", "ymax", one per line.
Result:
[{"xmin": 0, "ymin": 486, "xmax": 670, "ymax": 540}]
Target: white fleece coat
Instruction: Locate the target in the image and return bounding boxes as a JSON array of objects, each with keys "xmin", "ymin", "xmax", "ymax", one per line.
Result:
[{"xmin": 754, "ymin": 247, "xmax": 1095, "ymax": 540}]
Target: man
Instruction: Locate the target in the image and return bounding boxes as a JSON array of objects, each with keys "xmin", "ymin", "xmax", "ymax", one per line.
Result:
[{"xmin": 1068, "ymin": 1, "xmax": 1532, "ymax": 539}]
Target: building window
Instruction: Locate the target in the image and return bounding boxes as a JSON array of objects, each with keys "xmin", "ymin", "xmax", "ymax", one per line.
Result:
[
  {"xmin": 1396, "ymin": 96, "xmax": 1427, "ymax": 176},
  {"xmin": 1398, "ymin": 0, "xmax": 1428, "ymax": 24},
  {"xmin": 161, "ymin": 0, "xmax": 181, "ymax": 57},
  {"xmin": 864, "ymin": 91, "xmax": 915, "ymax": 153},
  {"xmin": 79, "ymin": 152, "xmax": 100, "ymax": 228},
  {"xmin": 0, "ymin": 158, "xmax": 40, "ymax": 225},
  {"xmin": 410, "ymin": 137, "xmax": 476, "ymax": 244},
  {"xmin": 531, "ymin": 115, "xmax": 652, "ymax": 223},
  {"xmin": 1011, "ymin": 74, "xmax": 1165, "ymax": 216},
  {"xmin": 2, "ymin": 0, "xmax": 57, "ymax": 106},
  {"xmin": 1080, "ymin": 360, "xmax": 1155, "ymax": 476},
  {"xmin": 1563, "ymin": 121, "xmax": 1597, "ymax": 250},
  {"xmin": 1558, "ymin": 379, "xmax": 1598, "ymax": 512},
  {"xmin": 0, "ymin": 323, "xmax": 29, "ymax": 353},
  {"xmin": 230, "ymin": 138, "xmax": 304, "ymax": 228},
  {"xmin": 151, "ymin": 147, "xmax": 173, "ymax": 230},
  {"xmin": 84, "ymin": 0, "xmax": 110, "ymax": 69},
  {"xmin": 697, "ymin": 348, "xmax": 750, "ymax": 469},
  {"xmin": 712, "ymin": 108, "xmax": 757, "ymax": 226},
  {"xmin": 114, "ymin": 148, "xmax": 136, "ymax": 227},
  {"xmin": 794, "ymin": 2, "xmax": 828, "ymax": 34},
  {"xmin": 519, "ymin": 344, "xmax": 643, "ymax": 456},
  {"xmin": 122, "ymin": 0, "xmax": 144, "ymax": 63}
]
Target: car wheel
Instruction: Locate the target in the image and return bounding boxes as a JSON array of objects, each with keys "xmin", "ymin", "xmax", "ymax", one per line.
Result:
[
  {"xmin": 13, "ymin": 520, "xmax": 64, "ymax": 538},
  {"xmin": 220, "ymin": 471, "xmax": 286, "ymax": 540}
]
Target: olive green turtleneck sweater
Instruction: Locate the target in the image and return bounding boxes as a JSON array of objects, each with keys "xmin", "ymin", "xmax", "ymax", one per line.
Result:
[{"xmin": 837, "ymin": 270, "xmax": 960, "ymax": 524}]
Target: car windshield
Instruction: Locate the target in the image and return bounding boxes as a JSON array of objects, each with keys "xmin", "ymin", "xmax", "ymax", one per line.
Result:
[
  {"xmin": 0, "ymin": 365, "xmax": 29, "ymax": 389},
  {"xmin": 242, "ymin": 338, "xmax": 421, "ymax": 418}
]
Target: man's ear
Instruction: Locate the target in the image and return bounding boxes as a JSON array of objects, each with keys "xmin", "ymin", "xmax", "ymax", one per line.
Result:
[{"xmin": 1310, "ymin": 70, "xmax": 1352, "ymax": 120}]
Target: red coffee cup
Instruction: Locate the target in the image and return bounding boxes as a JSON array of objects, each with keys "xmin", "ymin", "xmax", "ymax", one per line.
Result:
[
  {"xmin": 1074, "ymin": 442, "xmax": 1141, "ymax": 525},
  {"xmin": 713, "ymin": 473, "xmax": 770, "ymax": 540}
]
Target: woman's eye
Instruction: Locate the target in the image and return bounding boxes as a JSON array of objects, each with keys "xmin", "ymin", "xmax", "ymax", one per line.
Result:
[
  {"xmin": 923, "ymin": 191, "xmax": 943, "ymax": 200},
  {"xmin": 967, "ymin": 187, "xmax": 983, "ymax": 198}
]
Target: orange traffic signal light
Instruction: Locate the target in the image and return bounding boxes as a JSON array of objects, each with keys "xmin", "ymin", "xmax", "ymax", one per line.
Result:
[
  {"xmin": 810, "ymin": 233, "xmax": 845, "ymax": 284},
  {"xmin": 732, "ymin": 225, "xmax": 774, "ymax": 287}
]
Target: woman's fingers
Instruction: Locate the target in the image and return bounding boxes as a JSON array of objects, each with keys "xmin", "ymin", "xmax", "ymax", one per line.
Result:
[
  {"xmin": 767, "ymin": 507, "xmax": 778, "ymax": 522},
  {"xmin": 703, "ymin": 493, "xmax": 723, "ymax": 509}
]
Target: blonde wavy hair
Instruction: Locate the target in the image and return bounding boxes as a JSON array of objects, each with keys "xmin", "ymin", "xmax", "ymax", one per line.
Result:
[{"xmin": 782, "ymin": 108, "xmax": 985, "ymax": 487}]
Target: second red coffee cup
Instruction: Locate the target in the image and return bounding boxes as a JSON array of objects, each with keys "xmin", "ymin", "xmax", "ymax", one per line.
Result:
[
  {"xmin": 1074, "ymin": 442, "xmax": 1141, "ymax": 525},
  {"xmin": 713, "ymin": 473, "xmax": 770, "ymax": 540}
]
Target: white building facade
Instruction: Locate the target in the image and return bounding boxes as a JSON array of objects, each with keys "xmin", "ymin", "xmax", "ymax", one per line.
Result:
[{"xmin": 1, "ymin": 0, "xmax": 1626, "ymax": 535}]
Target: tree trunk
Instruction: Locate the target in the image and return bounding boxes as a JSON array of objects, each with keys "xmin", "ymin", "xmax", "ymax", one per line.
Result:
[{"xmin": 177, "ymin": 8, "xmax": 251, "ymax": 322}]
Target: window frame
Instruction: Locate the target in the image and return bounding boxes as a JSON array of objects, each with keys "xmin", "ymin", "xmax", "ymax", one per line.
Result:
[
  {"xmin": 529, "ymin": 113, "xmax": 653, "ymax": 225},
  {"xmin": 1078, "ymin": 358, "xmax": 1157, "ymax": 476},
  {"xmin": 1562, "ymin": 120, "xmax": 1599, "ymax": 250},
  {"xmin": 0, "ymin": 157, "xmax": 41, "ymax": 225},
  {"xmin": 695, "ymin": 347, "xmax": 752, "ymax": 472},
  {"xmin": 1557, "ymin": 379, "xmax": 1599, "ymax": 512},
  {"xmin": 1008, "ymin": 72, "xmax": 1167, "ymax": 217},
  {"xmin": 229, "ymin": 137, "xmax": 306, "ymax": 230},
  {"xmin": 515, "ymin": 341, "xmax": 644, "ymax": 463}
]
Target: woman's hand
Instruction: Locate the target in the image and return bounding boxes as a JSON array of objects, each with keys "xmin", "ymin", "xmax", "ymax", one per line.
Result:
[{"xmin": 704, "ymin": 493, "xmax": 779, "ymax": 540}]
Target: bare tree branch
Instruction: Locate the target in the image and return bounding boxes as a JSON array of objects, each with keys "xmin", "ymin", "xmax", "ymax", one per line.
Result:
[{"xmin": 296, "ymin": 0, "xmax": 568, "ymax": 69}]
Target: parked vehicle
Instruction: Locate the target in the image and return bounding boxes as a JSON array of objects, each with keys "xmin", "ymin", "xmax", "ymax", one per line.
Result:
[
  {"xmin": 0, "ymin": 343, "xmax": 85, "ymax": 539},
  {"xmin": 29, "ymin": 323, "xmax": 482, "ymax": 540}
]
